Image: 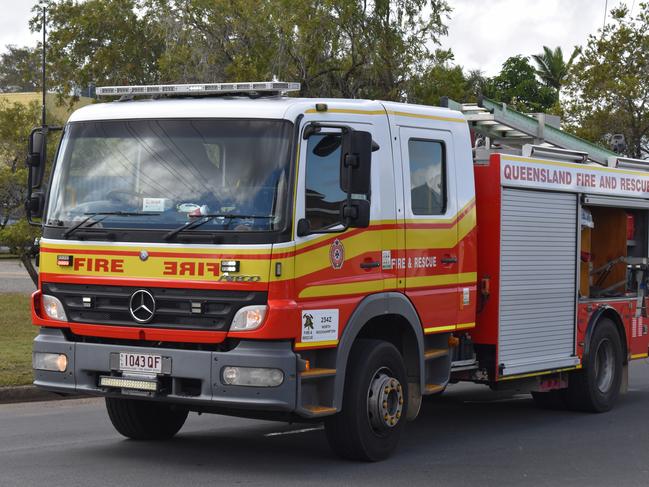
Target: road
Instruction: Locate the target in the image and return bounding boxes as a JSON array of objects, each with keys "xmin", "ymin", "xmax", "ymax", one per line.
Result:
[
  {"xmin": 0, "ymin": 259, "xmax": 35, "ymax": 294},
  {"xmin": 2, "ymin": 361, "xmax": 649, "ymax": 487}
]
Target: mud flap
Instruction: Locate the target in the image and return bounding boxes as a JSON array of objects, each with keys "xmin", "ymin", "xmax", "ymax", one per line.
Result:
[{"xmin": 406, "ymin": 382, "xmax": 421, "ymax": 421}]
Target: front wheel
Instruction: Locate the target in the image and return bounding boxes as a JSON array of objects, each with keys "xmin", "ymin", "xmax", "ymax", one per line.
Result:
[
  {"xmin": 567, "ymin": 318, "xmax": 623, "ymax": 412},
  {"xmin": 105, "ymin": 397, "xmax": 188, "ymax": 440},
  {"xmin": 325, "ymin": 339, "xmax": 408, "ymax": 461}
]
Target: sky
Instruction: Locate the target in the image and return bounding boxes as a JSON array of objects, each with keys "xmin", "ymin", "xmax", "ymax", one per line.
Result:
[{"xmin": 0, "ymin": 0, "xmax": 637, "ymax": 76}]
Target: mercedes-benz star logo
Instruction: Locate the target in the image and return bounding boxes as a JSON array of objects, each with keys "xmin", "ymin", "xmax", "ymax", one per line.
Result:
[
  {"xmin": 139, "ymin": 250, "xmax": 149, "ymax": 261},
  {"xmin": 129, "ymin": 289, "xmax": 156, "ymax": 323}
]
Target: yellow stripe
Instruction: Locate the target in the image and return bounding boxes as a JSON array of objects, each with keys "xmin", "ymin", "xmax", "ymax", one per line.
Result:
[
  {"xmin": 499, "ymin": 365, "xmax": 582, "ymax": 381},
  {"xmin": 424, "ymin": 321, "xmax": 476, "ymax": 334},
  {"xmin": 406, "ymin": 272, "xmax": 477, "ymax": 290},
  {"xmin": 631, "ymin": 353, "xmax": 648, "ymax": 360},
  {"xmin": 387, "ymin": 110, "xmax": 465, "ymax": 124},
  {"xmin": 304, "ymin": 108, "xmax": 386, "ymax": 115},
  {"xmin": 456, "ymin": 322, "xmax": 476, "ymax": 330},
  {"xmin": 294, "ymin": 340, "xmax": 339, "ymax": 349},
  {"xmin": 424, "ymin": 324, "xmax": 456, "ymax": 333},
  {"xmin": 298, "ymin": 279, "xmax": 384, "ymax": 299},
  {"xmin": 502, "ymin": 154, "xmax": 649, "ymax": 177},
  {"xmin": 302, "ymin": 107, "xmax": 465, "ymax": 124}
]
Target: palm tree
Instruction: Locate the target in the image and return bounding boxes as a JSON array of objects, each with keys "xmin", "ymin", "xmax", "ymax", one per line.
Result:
[{"xmin": 532, "ymin": 46, "xmax": 580, "ymax": 97}]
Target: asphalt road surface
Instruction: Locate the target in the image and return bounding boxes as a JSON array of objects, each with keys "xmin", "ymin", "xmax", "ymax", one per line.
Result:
[
  {"xmin": 0, "ymin": 259, "xmax": 35, "ymax": 294},
  {"xmin": 2, "ymin": 362, "xmax": 649, "ymax": 487}
]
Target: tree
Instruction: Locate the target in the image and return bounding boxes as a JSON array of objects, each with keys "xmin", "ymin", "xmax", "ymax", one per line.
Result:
[
  {"xmin": 531, "ymin": 45, "xmax": 579, "ymax": 97},
  {"xmin": 33, "ymin": 0, "xmax": 451, "ymax": 102},
  {"xmin": 564, "ymin": 3, "xmax": 649, "ymax": 159},
  {"xmin": 0, "ymin": 45, "xmax": 41, "ymax": 92},
  {"xmin": 30, "ymin": 0, "xmax": 166, "ymax": 100},
  {"xmin": 0, "ymin": 98, "xmax": 61, "ymax": 286},
  {"xmin": 484, "ymin": 55, "xmax": 557, "ymax": 112},
  {"xmin": 408, "ymin": 49, "xmax": 472, "ymax": 105}
]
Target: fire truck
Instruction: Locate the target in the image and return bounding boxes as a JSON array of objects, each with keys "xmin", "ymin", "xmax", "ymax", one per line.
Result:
[{"xmin": 26, "ymin": 82, "xmax": 649, "ymax": 461}]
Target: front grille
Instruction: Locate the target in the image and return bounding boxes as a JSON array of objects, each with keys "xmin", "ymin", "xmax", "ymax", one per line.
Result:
[{"xmin": 42, "ymin": 282, "xmax": 267, "ymax": 332}]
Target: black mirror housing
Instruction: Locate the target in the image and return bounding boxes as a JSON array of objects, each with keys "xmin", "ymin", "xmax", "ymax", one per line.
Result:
[
  {"xmin": 340, "ymin": 130, "xmax": 372, "ymax": 194},
  {"xmin": 342, "ymin": 199, "xmax": 370, "ymax": 228},
  {"xmin": 28, "ymin": 129, "xmax": 45, "ymax": 167},
  {"xmin": 26, "ymin": 192, "xmax": 45, "ymax": 219}
]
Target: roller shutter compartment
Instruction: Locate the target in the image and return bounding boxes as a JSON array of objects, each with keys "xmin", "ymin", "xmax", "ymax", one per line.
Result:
[{"xmin": 499, "ymin": 188, "xmax": 580, "ymax": 376}]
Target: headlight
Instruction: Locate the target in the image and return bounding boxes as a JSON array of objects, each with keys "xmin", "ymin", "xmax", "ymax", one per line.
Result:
[
  {"xmin": 222, "ymin": 366, "xmax": 284, "ymax": 387},
  {"xmin": 33, "ymin": 352, "xmax": 68, "ymax": 372},
  {"xmin": 230, "ymin": 305, "xmax": 267, "ymax": 331},
  {"xmin": 42, "ymin": 294, "xmax": 67, "ymax": 321}
]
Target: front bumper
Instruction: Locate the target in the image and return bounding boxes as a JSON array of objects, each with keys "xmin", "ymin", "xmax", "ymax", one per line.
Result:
[{"xmin": 33, "ymin": 328, "xmax": 298, "ymax": 412}]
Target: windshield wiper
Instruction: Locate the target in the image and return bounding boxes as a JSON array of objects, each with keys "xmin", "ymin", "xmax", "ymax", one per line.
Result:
[
  {"xmin": 163, "ymin": 214, "xmax": 274, "ymax": 241},
  {"xmin": 63, "ymin": 211, "xmax": 159, "ymax": 239}
]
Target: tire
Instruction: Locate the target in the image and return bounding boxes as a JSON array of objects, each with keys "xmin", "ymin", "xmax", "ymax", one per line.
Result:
[
  {"xmin": 105, "ymin": 397, "xmax": 188, "ymax": 440},
  {"xmin": 567, "ymin": 318, "xmax": 623, "ymax": 412},
  {"xmin": 325, "ymin": 339, "xmax": 408, "ymax": 462},
  {"xmin": 531, "ymin": 389, "xmax": 567, "ymax": 410}
]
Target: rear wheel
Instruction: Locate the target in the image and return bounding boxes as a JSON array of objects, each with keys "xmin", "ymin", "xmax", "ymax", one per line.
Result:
[
  {"xmin": 105, "ymin": 397, "xmax": 188, "ymax": 440},
  {"xmin": 325, "ymin": 339, "xmax": 408, "ymax": 461},
  {"xmin": 567, "ymin": 318, "xmax": 623, "ymax": 412}
]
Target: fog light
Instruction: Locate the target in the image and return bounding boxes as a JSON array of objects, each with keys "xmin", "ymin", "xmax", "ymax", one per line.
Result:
[
  {"xmin": 33, "ymin": 352, "xmax": 68, "ymax": 372},
  {"xmin": 42, "ymin": 294, "xmax": 68, "ymax": 321},
  {"xmin": 222, "ymin": 366, "xmax": 284, "ymax": 387}
]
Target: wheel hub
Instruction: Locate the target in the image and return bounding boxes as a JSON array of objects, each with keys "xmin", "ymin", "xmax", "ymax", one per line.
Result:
[
  {"xmin": 367, "ymin": 370, "xmax": 404, "ymax": 431},
  {"xmin": 594, "ymin": 338, "xmax": 614, "ymax": 394}
]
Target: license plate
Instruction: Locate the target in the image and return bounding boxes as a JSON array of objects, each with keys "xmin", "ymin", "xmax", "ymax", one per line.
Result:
[{"xmin": 119, "ymin": 352, "xmax": 162, "ymax": 374}]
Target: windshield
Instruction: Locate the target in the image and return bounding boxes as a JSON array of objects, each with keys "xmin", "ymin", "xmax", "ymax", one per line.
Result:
[{"xmin": 46, "ymin": 119, "xmax": 293, "ymax": 233}]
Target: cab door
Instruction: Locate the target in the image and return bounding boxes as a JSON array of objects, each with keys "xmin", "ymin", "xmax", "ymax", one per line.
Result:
[
  {"xmin": 292, "ymin": 119, "xmax": 391, "ymax": 348},
  {"xmin": 399, "ymin": 127, "xmax": 459, "ymax": 332}
]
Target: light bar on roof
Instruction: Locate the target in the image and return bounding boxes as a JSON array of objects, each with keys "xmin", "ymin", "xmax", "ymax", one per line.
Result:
[{"xmin": 96, "ymin": 81, "xmax": 301, "ymax": 97}]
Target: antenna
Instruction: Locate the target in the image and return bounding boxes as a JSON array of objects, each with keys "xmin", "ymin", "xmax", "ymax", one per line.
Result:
[{"xmin": 41, "ymin": 6, "xmax": 46, "ymax": 127}]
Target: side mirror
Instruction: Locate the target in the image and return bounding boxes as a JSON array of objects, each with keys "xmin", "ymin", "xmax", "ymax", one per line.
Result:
[
  {"xmin": 340, "ymin": 130, "xmax": 372, "ymax": 195},
  {"xmin": 27, "ymin": 128, "xmax": 46, "ymax": 189},
  {"xmin": 341, "ymin": 199, "xmax": 370, "ymax": 228},
  {"xmin": 296, "ymin": 218, "xmax": 311, "ymax": 237},
  {"xmin": 26, "ymin": 192, "xmax": 45, "ymax": 219}
]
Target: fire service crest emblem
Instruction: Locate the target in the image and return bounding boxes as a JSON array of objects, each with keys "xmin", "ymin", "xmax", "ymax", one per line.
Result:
[{"xmin": 329, "ymin": 239, "xmax": 345, "ymax": 270}]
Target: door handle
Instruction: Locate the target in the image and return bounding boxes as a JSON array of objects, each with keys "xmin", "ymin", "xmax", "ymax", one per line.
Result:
[
  {"xmin": 360, "ymin": 260, "xmax": 380, "ymax": 270},
  {"xmin": 441, "ymin": 256, "xmax": 458, "ymax": 264}
]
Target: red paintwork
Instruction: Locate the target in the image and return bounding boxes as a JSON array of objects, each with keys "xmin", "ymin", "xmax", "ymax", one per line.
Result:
[{"xmin": 472, "ymin": 154, "xmax": 649, "ymax": 380}]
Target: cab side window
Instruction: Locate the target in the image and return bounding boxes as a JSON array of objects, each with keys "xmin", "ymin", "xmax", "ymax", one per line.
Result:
[
  {"xmin": 408, "ymin": 139, "xmax": 446, "ymax": 215},
  {"xmin": 304, "ymin": 133, "xmax": 346, "ymax": 230}
]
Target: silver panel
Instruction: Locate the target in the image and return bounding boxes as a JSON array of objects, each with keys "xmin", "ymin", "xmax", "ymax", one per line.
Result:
[
  {"xmin": 583, "ymin": 194, "xmax": 649, "ymax": 209},
  {"xmin": 499, "ymin": 188, "xmax": 579, "ymax": 376}
]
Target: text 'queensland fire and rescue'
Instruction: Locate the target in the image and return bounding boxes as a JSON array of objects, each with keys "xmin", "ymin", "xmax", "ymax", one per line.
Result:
[{"xmin": 502, "ymin": 162, "xmax": 649, "ymax": 194}]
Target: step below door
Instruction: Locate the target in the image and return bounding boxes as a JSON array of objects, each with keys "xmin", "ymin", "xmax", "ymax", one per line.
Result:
[{"xmin": 499, "ymin": 188, "xmax": 580, "ymax": 376}]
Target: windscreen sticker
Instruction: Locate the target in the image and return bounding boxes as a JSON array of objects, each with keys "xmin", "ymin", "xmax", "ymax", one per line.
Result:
[
  {"xmin": 301, "ymin": 309, "xmax": 339, "ymax": 342},
  {"xmin": 142, "ymin": 198, "xmax": 166, "ymax": 212}
]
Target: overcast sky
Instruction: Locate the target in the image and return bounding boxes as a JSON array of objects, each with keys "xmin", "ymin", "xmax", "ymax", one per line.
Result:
[{"xmin": 0, "ymin": 0, "xmax": 636, "ymax": 76}]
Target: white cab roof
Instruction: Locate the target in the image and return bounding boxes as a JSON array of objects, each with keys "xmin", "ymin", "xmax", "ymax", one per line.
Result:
[{"xmin": 67, "ymin": 96, "xmax": 464, "ymax": 123}]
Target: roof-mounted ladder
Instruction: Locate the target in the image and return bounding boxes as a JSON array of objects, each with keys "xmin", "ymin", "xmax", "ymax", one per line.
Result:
[{"xmin": 442, "ymin": 96, "xmax": 623, "ymax": 166}]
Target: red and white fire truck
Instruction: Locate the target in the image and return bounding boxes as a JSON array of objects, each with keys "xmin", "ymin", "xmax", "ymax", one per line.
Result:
[{"xmin": 26, "ymin": 82, "xmax": 649, "ymax": 461}]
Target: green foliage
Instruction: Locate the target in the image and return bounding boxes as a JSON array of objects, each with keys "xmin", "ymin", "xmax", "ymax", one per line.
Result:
[
  {"xmin": 30, "ymin": 0, "xmax": 166, "ymax": 100},
  {"xmin": 0, "ymin": 99, "xmax": 41, "ymax": 229},
  {"xmin": 0, "ymin": 293, "xmax": 37, "ymax": 387},
  {"xmin": 531, "ymin": 45, "xmax": 579, "ymax": 94},
  {"xmin": 34, "ymin": 0, "xmax": 451, "ymax": 102},
  {"xmin": 0, "ymin": 45, "xmax": 41, "ymax": 92},
  {"xmin": 484, "ymin": 55, "xmax": 557, "ymax": 112},
  {"xmin": 564, "ymin": 3, "xmax": 649, "ymax": 159},
  {"xmin": 0, "ymin": 220, "xmax": 40, "ymax": 258},
  {"xmin": 408, "ymin": 49, "xmax": 475, "ymax": 105}
]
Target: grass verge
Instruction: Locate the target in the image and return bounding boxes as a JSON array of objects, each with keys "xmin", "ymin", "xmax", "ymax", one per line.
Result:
[{"xmin": 0, "ymin": 294, "xmax": 35, "ymax": 387}]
